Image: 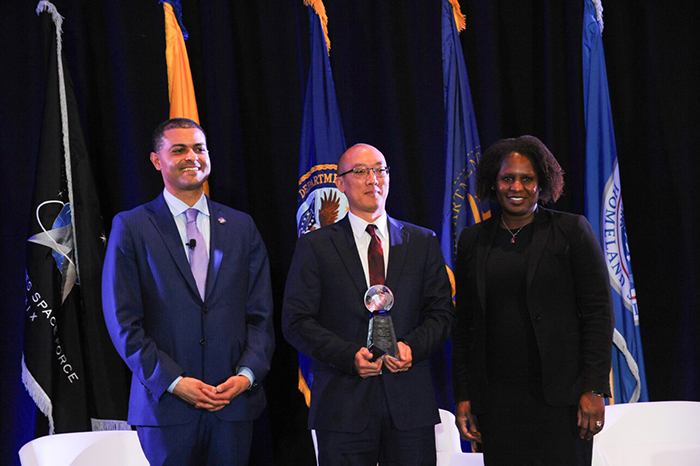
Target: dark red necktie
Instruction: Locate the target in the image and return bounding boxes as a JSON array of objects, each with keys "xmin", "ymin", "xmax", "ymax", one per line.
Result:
[{"xmin": 366, "ymin": 224, "xmax": 385, "ymax": 286}]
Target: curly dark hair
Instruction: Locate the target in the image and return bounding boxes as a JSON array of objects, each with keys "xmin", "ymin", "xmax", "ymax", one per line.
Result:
[
  {"xmin": 152, "ymin": 118, "xmax": 206, "ymax": 153},
  {"xmin": 475, "ymin": 135, "xmax": 564, "ymax": 204}
]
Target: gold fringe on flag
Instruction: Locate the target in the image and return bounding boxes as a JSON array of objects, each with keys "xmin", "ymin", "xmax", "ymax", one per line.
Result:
[
  {"xmin": 448, "ymin": 0, "xmax": 466, "ymax": 33},
  {"xmin": 304, "ymin": 0, "xmax": 332, "ymax": 54}
]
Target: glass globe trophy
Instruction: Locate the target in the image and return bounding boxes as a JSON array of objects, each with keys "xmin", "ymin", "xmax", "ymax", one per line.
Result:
[{"xmin": 364, "ymin": 284, "xmax": 398, "ymax": 360}]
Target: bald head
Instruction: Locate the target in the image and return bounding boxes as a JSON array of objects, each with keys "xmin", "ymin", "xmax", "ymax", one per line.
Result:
[{"xmin": 338, "ymin": 144, "xmax": 385, "ymax": 173}]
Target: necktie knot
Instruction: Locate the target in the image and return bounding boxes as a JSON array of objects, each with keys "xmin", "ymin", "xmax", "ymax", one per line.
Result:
[
  {"xmin": 366, "ymin": 224, "xmax": 378, "ymax": 237},
  {"xmin": 186, "ymin": 208, "xmax": 198, "ymax": 224}
]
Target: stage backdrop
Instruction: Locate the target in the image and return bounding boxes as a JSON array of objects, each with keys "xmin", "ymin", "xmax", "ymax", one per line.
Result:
[{"xmin": 2, "ymin": 1, "xmax": 698, "ymax": 464}]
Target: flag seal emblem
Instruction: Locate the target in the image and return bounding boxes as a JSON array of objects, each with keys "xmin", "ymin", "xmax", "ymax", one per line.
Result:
[
  {"xmin": 297, "ymin": 164, "xmax": 348, "ymax": 236},
  {"xmin": 602, "ymin": 164, "xmax": 638, "ymax": 323}
]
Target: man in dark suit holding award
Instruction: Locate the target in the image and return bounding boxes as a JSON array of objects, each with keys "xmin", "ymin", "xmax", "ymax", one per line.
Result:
[
  {"xmin": 282, "ymin": 143, "xmax": 455, "ymax": 465},
  {"xmin": 102, "ymin": 118, "xmax": 274, "ymax": 465}
]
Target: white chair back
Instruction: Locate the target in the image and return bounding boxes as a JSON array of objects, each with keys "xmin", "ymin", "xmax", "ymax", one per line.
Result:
[
  {"xmin": 435, "ymin": 409, "xmax": 485, "ymax": 466},
  {"xmin": 19, "ymin": 430, "xmax": 149, "ymax": 466},
  {"xmin": 592, "ymin": 401, "xmax": 700, "ymax": 466},
  {"xmin": 435, "ymin": 409, "xmax": 463, "ymax": 452}
]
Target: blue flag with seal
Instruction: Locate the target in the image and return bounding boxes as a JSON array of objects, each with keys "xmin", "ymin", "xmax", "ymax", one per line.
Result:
[
  {"xmin": 583, "ymin": 0, "xmax": 648, "ymax": 403},
  {"xmin": 296, "ymin": 0, "xmax": 348, "ymax": 406},
  {"xmin": 440, "ymin": 0, "xmax": 490, "ymax": 274},
  {"xmin": 437, "ymin": 0, "xmax": 491, "ymax": 413}
]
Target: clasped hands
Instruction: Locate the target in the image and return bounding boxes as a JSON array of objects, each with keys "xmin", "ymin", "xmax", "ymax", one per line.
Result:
[
  {"xmin": 172, "ymin": 375, "xmax": 250, "ymax": 411},
  {"xmin": 354, "ymin": 341, "xmax": 412, "ymax": 378}
]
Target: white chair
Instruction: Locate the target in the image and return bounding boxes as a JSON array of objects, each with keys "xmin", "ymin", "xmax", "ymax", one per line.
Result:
[
  {"xmin": 592, "ymin": 401, "xmax": 700, "ymax": 466},
  {"xmin": 19, "ymin": 430, "xmax": 149, "ymax": 466},
  {"xmin": 435, "ymin": 408, "xmax": 485, "ymax": 466}
]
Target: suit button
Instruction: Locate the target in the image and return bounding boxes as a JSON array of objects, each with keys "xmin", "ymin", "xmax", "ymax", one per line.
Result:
[
  {"xmin": 202, "ymin": 307, "xmax": 209, "ymax": 314},
  {"xmin": 532, "ymin": 315, "xmax": 541, "ymax": 323},
  {"xmin": 199, "ymin": 339, "xmax": 205, "ymax": 346}
]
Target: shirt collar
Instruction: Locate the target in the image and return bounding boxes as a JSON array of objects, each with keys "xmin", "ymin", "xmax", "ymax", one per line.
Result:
[
  {"xmin": 347, "ymin": 211, "xmax": 388, "ymax": 241},
  {"xmin": 162, "ymin": 188, "xmax": 210, "ymax": 218}
]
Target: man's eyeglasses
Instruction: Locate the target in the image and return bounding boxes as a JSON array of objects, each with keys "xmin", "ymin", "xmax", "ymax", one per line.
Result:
[{"xmin": 337, "ymin": 166, "xmax": 390, "ymax": 179}]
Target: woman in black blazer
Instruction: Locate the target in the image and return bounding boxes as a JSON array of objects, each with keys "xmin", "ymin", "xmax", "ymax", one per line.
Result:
[{"xmin": 452, "ymin": 136, "xmax": 614, "ymax": 465}]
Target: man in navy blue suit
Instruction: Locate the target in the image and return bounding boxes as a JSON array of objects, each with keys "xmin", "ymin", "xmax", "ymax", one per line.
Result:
[
  {"xmin": 102, "ymin": 118, "xmax": 274, "ymax": 465},
  {"xmin": 282, "ymin": 144, "xmax": 455, "ymax": 465}
]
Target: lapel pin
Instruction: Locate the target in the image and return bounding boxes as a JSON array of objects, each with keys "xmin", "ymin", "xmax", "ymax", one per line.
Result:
[{"xmin": 218, "ymin": 217, "xmax": 226, "ymax": 224}]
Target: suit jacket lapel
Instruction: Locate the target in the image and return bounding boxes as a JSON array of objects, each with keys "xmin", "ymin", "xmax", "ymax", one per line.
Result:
[
  {"xmin": 148, "ymin": 194, "xmax": 201, "ymax": 299},
  {"xmin": 476, "ymin": 216, "xmax": 498, "ymax": 314},
  {"xmin": 526, "ymin": 207, "xmax": 552, "ymax": 291},
  {"xmin": 385, "ymin": 216, "xmax": 407, "ymax": 291},
  {"xmin": 330, "ymin": 216, "xmax": 368, "ymax": 296},
  {"xmin": 206, "ymin": 198, "xmax": 224, "ymax": 299}
]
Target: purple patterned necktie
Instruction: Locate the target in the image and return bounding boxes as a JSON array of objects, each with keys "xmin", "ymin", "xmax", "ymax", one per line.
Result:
[
  {"xmin": 185, "ymin": 208, "xmax": 208, "ymax": 300},
  {"xmin": 366, "ymin": 224, "xmax": 385, "ymax": 286}
]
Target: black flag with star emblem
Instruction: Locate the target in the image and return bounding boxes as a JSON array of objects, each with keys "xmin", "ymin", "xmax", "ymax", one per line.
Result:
[{"xmin": 22, "ymin": 2, "xmax": 130, "ymax": 435}]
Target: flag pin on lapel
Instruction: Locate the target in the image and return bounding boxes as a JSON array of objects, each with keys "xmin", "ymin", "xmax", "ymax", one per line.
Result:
[{"xmin": 218, "ymin": 217, "xmax": 226, "ymax": 224}]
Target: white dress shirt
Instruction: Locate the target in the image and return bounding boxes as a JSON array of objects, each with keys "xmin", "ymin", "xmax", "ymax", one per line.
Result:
[
  {"xmin": 347, "ymin": 211, "xmax": 390, "ymax": 288},
  {"xmin": 162, "ymin": 188, "xmax": 211, "ymax": 260}
]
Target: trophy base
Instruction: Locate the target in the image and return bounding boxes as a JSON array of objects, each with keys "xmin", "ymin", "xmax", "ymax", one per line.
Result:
[{"xmin": 368, "ymin": 344, "xmax": 386, "ymax": 362}]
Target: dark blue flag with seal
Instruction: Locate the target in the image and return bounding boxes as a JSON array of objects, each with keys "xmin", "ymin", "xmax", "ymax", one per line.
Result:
[
  {"xmin": 440, "ymin": 0, "xmax": 490, "ymax": 275},
  {"xmin": 22, "ymin": 1, "xmax": 130, "ymax": 435},
  {"xmin": 295, "ymin": 0, "xmax": 348, "ymax": 406},
  {"xmin": 436, "ymin": 0, "xmax": 491, "ymax": 416},
  {"xmin": 582, "ymin": 0, "xmax": 648, "ymax": 403}
]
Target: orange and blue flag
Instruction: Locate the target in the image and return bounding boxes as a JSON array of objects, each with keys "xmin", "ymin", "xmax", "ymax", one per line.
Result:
[
  {"xmin": 161, "ymin": 0, "xmax": 208, "ymax": 195},
  {"xmin": 161, "ymin": 0, "xmax": 199, "ymax": 123}
]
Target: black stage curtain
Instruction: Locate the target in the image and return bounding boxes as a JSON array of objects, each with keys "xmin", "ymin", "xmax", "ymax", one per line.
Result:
[{"xmin": 2, "ymin": 1, "xmax": 698, "ymax": 464}]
